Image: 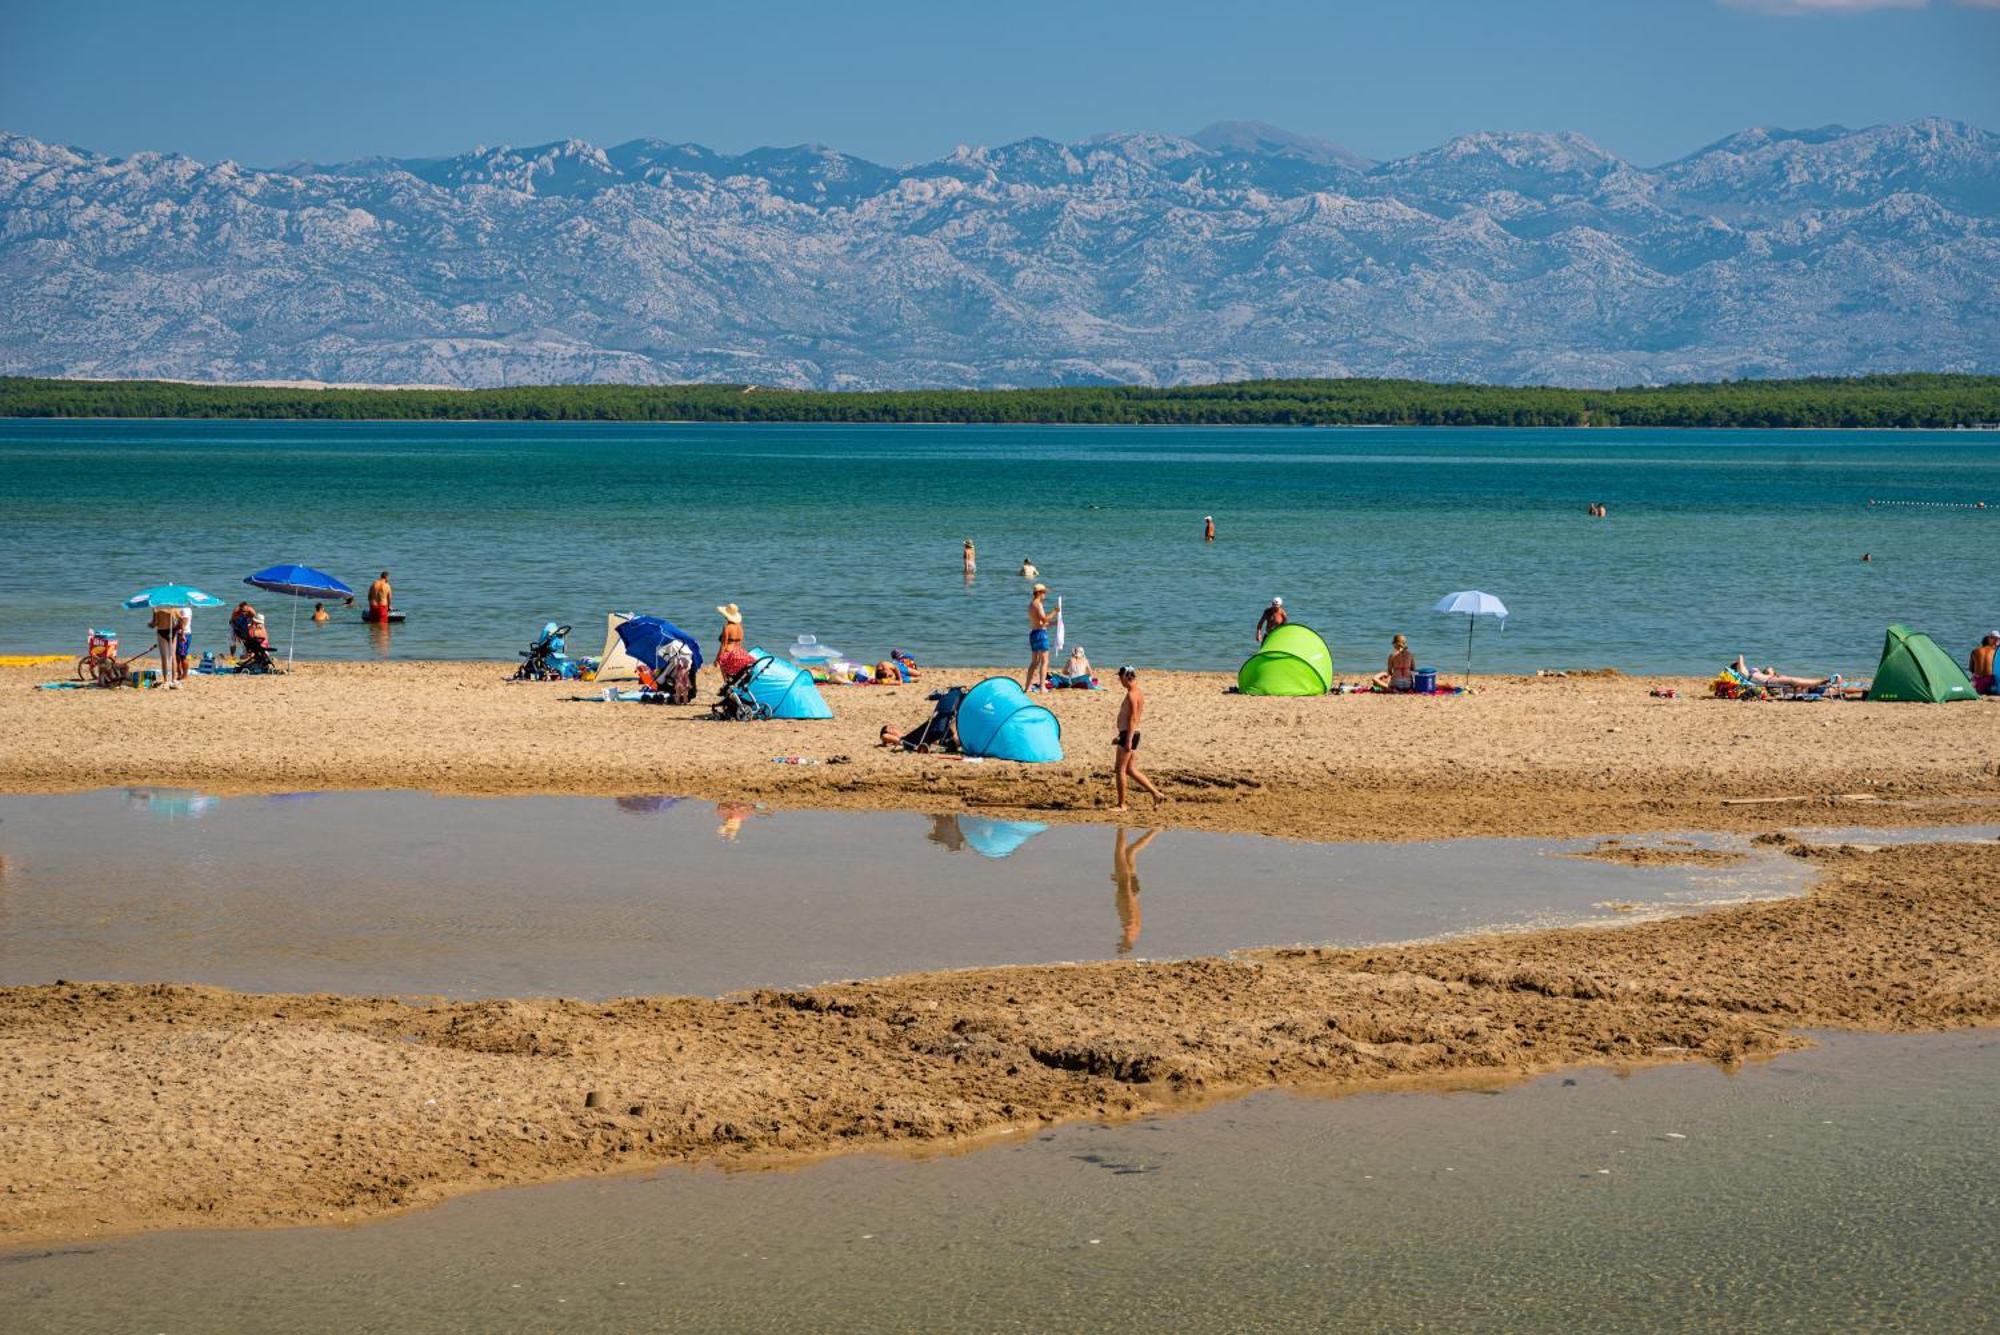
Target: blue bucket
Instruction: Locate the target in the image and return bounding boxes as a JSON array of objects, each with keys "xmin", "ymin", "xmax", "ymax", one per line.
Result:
[{"xmin": 1413, "ymin": 666, "xmax": 1437, "ymax": 693}]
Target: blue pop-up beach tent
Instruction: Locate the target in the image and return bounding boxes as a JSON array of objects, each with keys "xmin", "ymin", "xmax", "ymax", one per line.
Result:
[
  {"xmin": 955, "ymin": 677, "xmax": 1063, "ymax": 762},
  {"xmin": 741, "ymin": 649, "xmax": 834, "ymax": 720}
]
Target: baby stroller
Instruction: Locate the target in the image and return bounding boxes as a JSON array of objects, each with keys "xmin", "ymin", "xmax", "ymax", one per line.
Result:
[
  {"xmin": 236, "ymin": 636, "xmax": 280, "ymax": 674},
  {"xmin": 228, "ymin": 609, "xmax": 282, "ymax": 674},
  {"xmin": 514, "ymin": 622, "xmax": 575, "ymax": 681},
  {"xmin": 896, "ymin": 686, "xmax": 966, "ymax": 752},
  {"xmin": 711, "ymin": 656, "xmax": 775, "ymax": 721}
]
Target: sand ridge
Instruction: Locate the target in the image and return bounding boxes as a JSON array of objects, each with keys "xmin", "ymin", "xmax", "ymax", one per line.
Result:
[
  {"xmin": 4, "ymin": 661, "xmax": 1996, "ymax": 842},
  {"xmin": 1, "ymin": 839, "xmax": 1995, "ymax": 1246}
]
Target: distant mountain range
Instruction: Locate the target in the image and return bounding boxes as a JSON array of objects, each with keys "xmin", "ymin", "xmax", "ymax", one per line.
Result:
[{"xmin": 2, "ymin": 118, "xmax": 1995, "ymax": 389}]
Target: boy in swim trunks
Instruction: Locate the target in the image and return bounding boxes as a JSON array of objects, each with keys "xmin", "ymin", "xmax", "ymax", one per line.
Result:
[
  {"xmin": 1025, "ymin": 583, "xmax": 1056, "ymax": 691},
  {"xmin": 1113, "ymin": 666, "xmax": 1163, "ymax": 810}
]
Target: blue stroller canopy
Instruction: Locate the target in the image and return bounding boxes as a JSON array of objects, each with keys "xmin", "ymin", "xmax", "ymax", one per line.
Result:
[
  {"xmin": 616, "ymin": 616, "xmax": 705, "ymax": 672},
  {"xmin": 955, "ymin": 677, "xmax": 1063, "ymax": 762}
]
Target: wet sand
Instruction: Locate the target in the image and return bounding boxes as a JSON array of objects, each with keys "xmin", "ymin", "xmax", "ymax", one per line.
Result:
[
  {"xmin": 3, "ymin": 839, "xmax": 1994, "ymax": 1245},
  {"xmin": 4, "ymin": 661, "xmax": 1996, "ymax": 842}
]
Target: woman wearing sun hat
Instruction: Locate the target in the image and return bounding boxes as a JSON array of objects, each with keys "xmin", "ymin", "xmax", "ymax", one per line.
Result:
[{"xmin": 716, "ymin": 603, "xmax": 744, "ymax": 659}]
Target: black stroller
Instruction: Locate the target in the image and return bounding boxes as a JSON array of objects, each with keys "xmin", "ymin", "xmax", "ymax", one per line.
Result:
[
  {"xmin": 236, "ymin": 638, "xmax": 281, "ymax": 674},
  {"xmin": 711, "ymin": 656, "xmax": 775, "ymax": 721},
  {"xmin": 514, "ymin": 623, "xmax": 573, "ymax": 681}
]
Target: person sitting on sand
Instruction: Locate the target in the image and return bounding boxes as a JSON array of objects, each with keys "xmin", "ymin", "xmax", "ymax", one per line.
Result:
[
  {"xmin": 1373, "ymin": 634, "xmax": 1416, "ymax": 690},
  {"xmin": 1970, "ymin": 633, "xmax": 1998, "ymax": 695},
  {"xmin": 1730, "ymin": 654, "xmax": 1839, "ymax": 692}
]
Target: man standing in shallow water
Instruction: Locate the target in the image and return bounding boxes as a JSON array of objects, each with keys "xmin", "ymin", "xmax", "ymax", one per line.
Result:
[
  {"xmin": 1113, "ymin": 666, "xmax": 1164, "ymax": 811},
  {"xmin": 366, "ymin": 570, "xmax": 392, "ymax": 623}
]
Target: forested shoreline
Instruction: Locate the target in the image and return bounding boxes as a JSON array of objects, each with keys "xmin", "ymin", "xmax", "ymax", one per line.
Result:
[{"xmin": 2, "ymin": 374, "xmax": 1997, "ymax": 429}]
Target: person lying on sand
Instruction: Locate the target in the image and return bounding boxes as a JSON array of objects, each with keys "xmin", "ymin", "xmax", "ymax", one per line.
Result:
[{"xmin": 1730, "ymin": 654, "xmax": 1839, "ymax": 691}]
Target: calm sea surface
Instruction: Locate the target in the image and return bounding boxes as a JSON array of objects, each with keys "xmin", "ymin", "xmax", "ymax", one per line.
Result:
[{"xmin": 2, "ymin": 420, "xmax": 1993, "ymax": 676}]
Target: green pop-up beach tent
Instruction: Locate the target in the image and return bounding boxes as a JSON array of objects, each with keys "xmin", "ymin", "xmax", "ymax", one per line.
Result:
[
  {"xmin": 1865, "ymin": 624, "xmax": 1978, "ymax": 702},
  {"xmin": 1238, "ymin": 623, "xmax": 1334, "ymax": 696}
]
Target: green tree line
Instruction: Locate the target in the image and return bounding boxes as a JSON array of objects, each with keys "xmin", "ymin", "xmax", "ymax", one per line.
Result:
[{"xmin": 2, "ymin": 374, "xmax": 1996, "ymax": 429}]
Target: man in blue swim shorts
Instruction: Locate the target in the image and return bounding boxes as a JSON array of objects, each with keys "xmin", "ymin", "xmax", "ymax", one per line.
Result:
[{"xmin": 1025, "ymin": 583, "xmax": 1055, "ymax": 692}]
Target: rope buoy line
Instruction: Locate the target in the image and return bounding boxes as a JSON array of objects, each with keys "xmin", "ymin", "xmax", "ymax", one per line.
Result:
[{"xmin": 1867, "ymin": 499, "xmax": 1988, "ymax": 509}]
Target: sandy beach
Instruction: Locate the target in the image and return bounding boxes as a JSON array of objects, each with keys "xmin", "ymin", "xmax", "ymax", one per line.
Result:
[
  {"xmin": 2, "ymin": 837, "xmax": 1994, "ymax": 1245},
  {"xmin": 4, "ymin": 660, "xmax": 1998, "ymax": 1245},
  {"xmin": 3, "ymin": 661, "xmax": 1995, "ymax": 842}
]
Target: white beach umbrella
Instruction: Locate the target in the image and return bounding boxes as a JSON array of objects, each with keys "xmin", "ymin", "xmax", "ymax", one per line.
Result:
[{"xmin": 1433, "ymin": 590, "xmax": 1508, "ymax": 679}]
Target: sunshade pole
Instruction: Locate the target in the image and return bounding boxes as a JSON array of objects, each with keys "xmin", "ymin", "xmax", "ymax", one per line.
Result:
[
  {"xmin": 288, "ymin": 596, "xmax": 299, "ymax": 670},
  {"xmin": 1466, "ymin": 617, "xmax": 1474, "ymax": 680}
]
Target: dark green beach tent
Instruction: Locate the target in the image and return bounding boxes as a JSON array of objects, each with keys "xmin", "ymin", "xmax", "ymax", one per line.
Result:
[
  {"xmin": 1238, "ymin": 624, "xmax": 1335, "ymax": 696},
  {"xmin": 1865, "ymin": 624, "xmax": 1977, "ymax": 703}
]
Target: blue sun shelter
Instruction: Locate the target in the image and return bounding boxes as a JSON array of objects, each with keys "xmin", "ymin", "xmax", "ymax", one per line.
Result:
[
  {"xmin": 959, "ymin": 817, "xmax": 1049, "ymax": 859},
  {"xmin": 956, "ymin": 677, "xmax": 1063, "ymax": 762},
  {"xmin": 742, "ymin": 649, "xmax": 834, "ymax": 720}
]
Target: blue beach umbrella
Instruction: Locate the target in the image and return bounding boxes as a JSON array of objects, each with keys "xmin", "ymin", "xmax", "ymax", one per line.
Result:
[
  {"xmin": 124, "ymin": 584, "xmax": 225, "ymax": 610},
  {"xmin": 246, "ymin": 563, "xmax": 355, "ymax": 667},
  {"xmin": 1433, "ymin": 590, "xmax": 1508, "ymax": 679}
]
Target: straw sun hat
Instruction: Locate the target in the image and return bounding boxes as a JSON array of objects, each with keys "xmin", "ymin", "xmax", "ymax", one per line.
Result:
[{"xmin": 716, "ymin": 603, "xmax": 742, "ymax": 624}]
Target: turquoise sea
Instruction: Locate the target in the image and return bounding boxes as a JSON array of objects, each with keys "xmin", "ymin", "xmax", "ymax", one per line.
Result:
[{"xmin": 1, "ymin": 420, "xmax": 1993, "ymax": 677}]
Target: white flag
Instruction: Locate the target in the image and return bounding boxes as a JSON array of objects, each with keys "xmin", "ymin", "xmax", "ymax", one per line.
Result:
[{"xmin": 1054, "ymin": 597, "xmax": 1066, "ymax": 653}]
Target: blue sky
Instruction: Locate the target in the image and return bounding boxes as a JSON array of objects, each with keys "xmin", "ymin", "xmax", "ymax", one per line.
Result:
[{"xmin": 3, "ymin": 0, "xmax": 1996, "ymax": 167}]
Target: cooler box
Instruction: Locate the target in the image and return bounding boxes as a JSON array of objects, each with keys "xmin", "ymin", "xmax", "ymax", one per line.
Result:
[{"xmin": 1413, "ymin": 666, "xmax": 1438, "ymax": 693}]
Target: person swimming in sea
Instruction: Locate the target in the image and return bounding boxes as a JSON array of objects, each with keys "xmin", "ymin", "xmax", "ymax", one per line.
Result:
[
  {"xmin": 963, "ymin": 539, "xmax": 976, "ymax": 576},
  {"xmin": 1020, "ymin": 557, "xmax": 1038, "ymax": 579},
  {"xmin": 311, "ymin": 602, "xmax": 329, "ymax": 623}
]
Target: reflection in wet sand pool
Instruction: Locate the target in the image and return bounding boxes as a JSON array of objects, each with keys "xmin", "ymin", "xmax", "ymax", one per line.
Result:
[{"xmin": 0, "ymin": 789, "xmax": 1825, "ymax": 999}]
